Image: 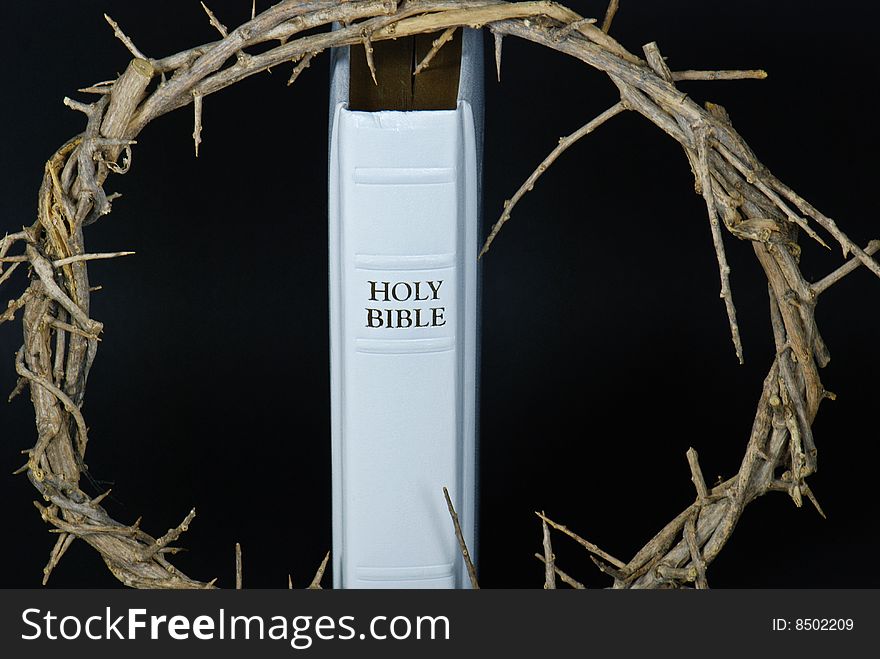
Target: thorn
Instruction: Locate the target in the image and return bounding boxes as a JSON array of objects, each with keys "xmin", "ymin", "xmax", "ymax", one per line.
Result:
[
  {"xmin": 362, "ymin": 31, "xmax": 377, "ymax": 85},
  {"xmin": 252, "ymin": 0, "xmax": 256, "ymax": 20},
  {"xmin": 192, "ymin": 93, "xmax": 203, "ymax": 158},
  {"xmin": 200, "ymin": 2, "xmax": 228, "ymax": 38},
  {"xmin": 90, "ymin": 488, "xmax": 112, "ymax": 507},
  {"xmin": 308, "ymin": 551, "xmax": 330, "ymax": 589},
  {"xmin": 77, "ymin": 79, "xmax": 116, "ymax": 94},
  {"xmin": 8, "ymin": 376, "xmax": 27, "ymax": 403},
  {"xmin": 52, "ymin": 251, "xmax": 135, "ymax": 268},
  {"xmin": 288, "ymin": 573, "xmax": 293, "ymax": 589},
  {"xmin": 802, "ymin": 483, "xmax": 827, "ymax": 519},
  {"xmin": 493, "ymin": 30, "xmax": 503, "ymax": 82},
  {"xmin": 77, "ymin": 86, "xmax": 112, "ymax": 96},
  {"xmin": 287, "ymin": 53, "xmax": 313, "ymax": 86}
]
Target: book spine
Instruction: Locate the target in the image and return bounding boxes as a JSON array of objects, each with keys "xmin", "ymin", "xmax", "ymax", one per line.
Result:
[{"xmin": 328, "ymin": 35, "xmax": 481, "ymax": 589}]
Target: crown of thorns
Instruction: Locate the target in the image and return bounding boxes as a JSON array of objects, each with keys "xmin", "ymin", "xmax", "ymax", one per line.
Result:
[{"xmin": 2, "ymin": 0, "xmax": 877, "ymax": 589}]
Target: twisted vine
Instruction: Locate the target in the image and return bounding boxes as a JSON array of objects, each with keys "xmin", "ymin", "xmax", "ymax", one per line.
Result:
[{"xmin": 2, "ymin": 0, "xmax": 877, "ymax": 589}]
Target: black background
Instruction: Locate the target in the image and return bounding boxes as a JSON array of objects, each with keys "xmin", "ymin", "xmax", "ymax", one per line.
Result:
[{"xmin": 1, "ymin": 1, "xmax": 878, "ymax": 588}]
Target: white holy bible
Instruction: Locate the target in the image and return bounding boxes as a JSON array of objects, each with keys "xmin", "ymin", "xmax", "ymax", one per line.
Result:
[{"xmin": 328, "ymin": 27, "xmax": 483, "ymax": 588}]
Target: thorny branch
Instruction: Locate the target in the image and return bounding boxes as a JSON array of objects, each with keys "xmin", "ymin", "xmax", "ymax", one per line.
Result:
[
  {"xmin": 414, "ymin": 26, "xmax": 457, "ymax": 74},
  {"xmin": 479, "ymin": 101, "xmax": 625, "ymax": 257},
  {"xmin": 2, "ymin": 0, "xmax": 877, "ymax": 589}
]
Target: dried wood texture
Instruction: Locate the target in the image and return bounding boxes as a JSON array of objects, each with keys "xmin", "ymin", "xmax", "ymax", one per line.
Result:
[{"xmin": 2, "ymin": 0, "xmax": 877, "ymax": 589}]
